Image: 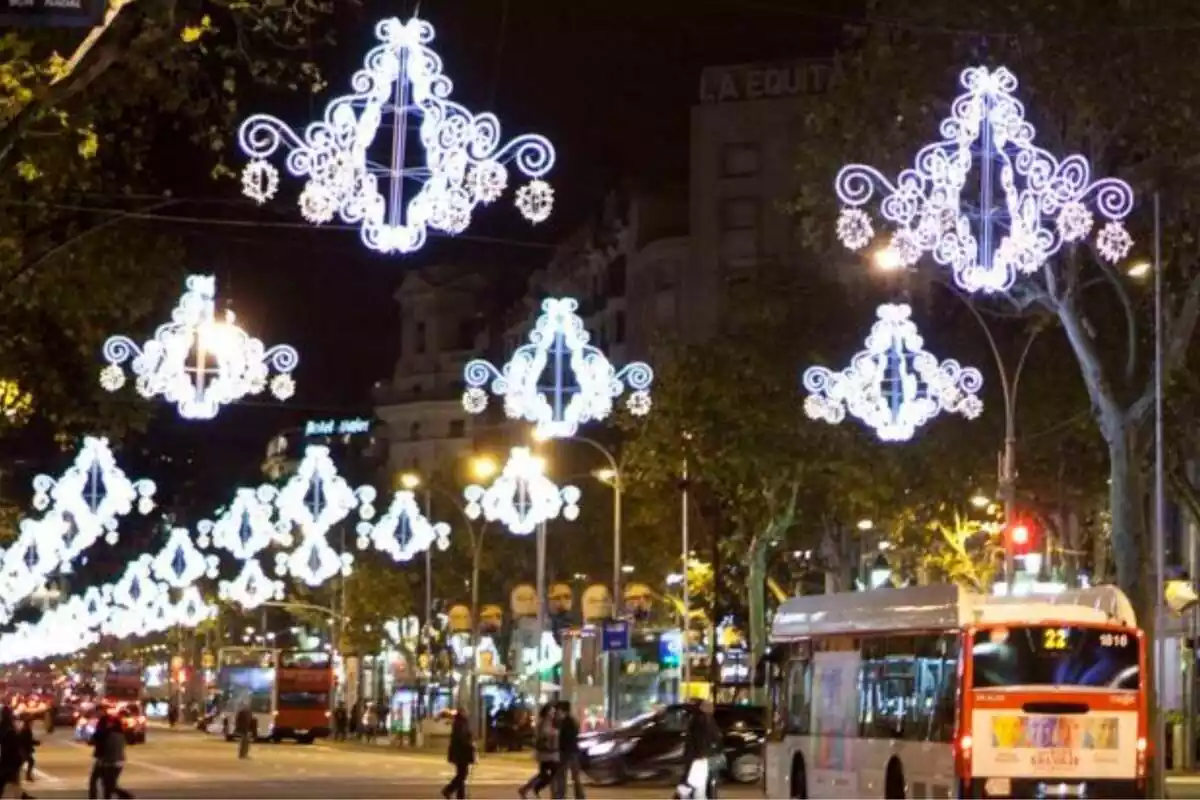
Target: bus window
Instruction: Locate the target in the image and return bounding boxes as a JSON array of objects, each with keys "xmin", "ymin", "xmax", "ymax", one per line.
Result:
[
  {"xmin": 972, "ymin": 626, "xmax": 1139, "ymax": 689},
  {"xmin": 860, "ymin": 637, "xmax": 914, "ymax": 740},
  {"xmin": 785, "ymin": 659, "xmax": 812, "ymax": 735}
]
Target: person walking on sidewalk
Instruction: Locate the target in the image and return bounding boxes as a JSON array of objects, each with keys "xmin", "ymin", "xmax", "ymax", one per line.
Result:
[
  {"xmin": 552, "ymin": 702, "xmax": 585, "ymax": 799},
  {"xmin": 441, "ymin": 708, "xmax": 474, "ymax": 799},
  {"xmin": 518, "ymin": 704, "xmax": 560, "ymax": 799},
  {"xmin": 362, "ymin": 704, "xmax": 379, "ymax": 745},
  {"xmin": 333, "ymin": 703, "xmax": 347, "ymax": 741},
  {"xmin": 17, "ymin": 720, "xmax": 37, "ymax": 784},
  {"xmin": 98, "ymin": 716, "xmax": 133, "ymax": 799},
  {"xmin": 235, "ymin": 704, "xmax": 254, "ymax": 760}
]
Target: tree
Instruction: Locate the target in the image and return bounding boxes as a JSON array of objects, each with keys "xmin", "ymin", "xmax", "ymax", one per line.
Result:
[{"xmin": 789, "ymin": 0, "xmax": 1200, "ymax": 631}]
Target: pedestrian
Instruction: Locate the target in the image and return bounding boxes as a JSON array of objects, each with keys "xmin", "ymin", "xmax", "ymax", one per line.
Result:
[
  {"xmin": 98, "ymin": 710, "xmax": 132, "ymax": 799},
  {"xmin": 441, "ymin": 708, "xmax": 474, "ymax": 799},
  {"xmin": 166, "ymin": 702, "xmax": 178, "ymax": 729},
  {"xmin": 552, "ymin": 701, "xmax": 585, "ymax": 799},
  {"xmin": 235, "ymin": 703, "xmax": 253, "ymax": 760},
  {"xmin": 376, "ymin": 701, "xmax": 389, "ymax": 738},
  {"xmin": 0, "ymin": 707, "xmax": 26, "ymax": 799},
  {"xmin": 88, "ymin": 713, "xmax": 109, "ymax": 799},
  {"xmin": 17, "ymin": 720, "xmax": 37, "ymax": 783},
  {"xmin": 350, "ymin": 700, "xmax": 361, "ymax": 740},
  {"xmin": 517, "ymin": 704, "xmax": 559, "ymax": 800},
  {"xmin": 333, "ymin": 703, "xmax": 347, "ymax": 741},
  {"xmin": 676, "ymin": 700, "xmax": 722, "ymax": 800},
  {"xmin": 363, "ymin": 704, "xmax": 378, "ymax": 745}
]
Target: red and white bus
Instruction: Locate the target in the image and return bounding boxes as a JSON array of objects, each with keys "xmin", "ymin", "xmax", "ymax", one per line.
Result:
[
  {"xmin": 273, "ymin": 650, "xmax": 333, "ymax": 743},
  {"xmin": 763, "ymin": 584, "xmax": 1146, "ymax": 799}
]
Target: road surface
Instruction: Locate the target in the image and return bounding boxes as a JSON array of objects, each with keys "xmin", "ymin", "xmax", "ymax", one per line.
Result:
[{"xmin": 22, "ymin": 724, "xmax": 760, "ymax": 798}]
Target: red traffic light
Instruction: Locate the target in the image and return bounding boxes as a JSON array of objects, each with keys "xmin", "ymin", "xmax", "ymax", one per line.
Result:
[{"xmin": 1010, "ymin": 524, "xmax": 1030, "ymax": 547}]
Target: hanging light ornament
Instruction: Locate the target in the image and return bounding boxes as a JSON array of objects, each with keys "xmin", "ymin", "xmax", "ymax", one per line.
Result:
[
  {"xmin": 237, "ymin": 16, "xmax": 557, "ymax": 255},
  {"xmin": 100, "ymin": 275, "xmax": 299, "ymax": 420},
  {"xmin": 463, "ymin": 447, "xmax": 580, "ymax": 536},
  {"xmin": 196, "ymin": 485, "xmax": 282, "ymax": 561},
  {"xmin": 273, "ymin": 446, "xmax": 376, "ymax": 587},
  {"xmin": 152, "ymin": 527, "xmax": 219, "ymax": 589},
  {"xmin": 219, "ymin": 558, "xmax": 284, "ymax": 611},
  {"xmin": 462, "ymin": 298, "xmax": 653, "ymax": 440},
  {"xmin": 803, "ymin": 303, "xmax": 984, "ymax": 442},
  {"xmin": 356, "ymin": 490, "xmax": 450, "ymax": 562},
  {"xmin": 834, "ymin": 66, "xmax": 1135, "ymax": 293},
  {"xmin": 31, "ymin": 436, "xmax": 156, "ymax": 558}
]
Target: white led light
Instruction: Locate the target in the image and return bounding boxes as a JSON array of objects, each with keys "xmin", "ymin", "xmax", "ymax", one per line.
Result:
[
  {"xmin": 835, "ymin": 66, "xmax": 1135, "ymax": 293},
  {"xmin": 152, "ymin": 527, "xmax": 219, "ymax": 589},
  {"xmin": 197, "ymin": 485, "xmax": 280, "ymax": 560},
  {"xmin": 462, "ymin": 447, "xmax": 579, "ymax": 536},
  {"xmin": 238, "ymin": 16, "xmax": 556, "ymax": 255},
  {"xmin": 462, "ymin": 298, "xmax": 654, "ymax": 440},
  {"xmin": 219, "ymin": 558, "xmax": 284, "ymax": 610},
  {"xmin": 356, "ymin": 489, "xmax": 451, "ymax": 562},
  {"xmin": 803, "ymin": 303, "xmax": 984, "ymax": 442},
  {"xmin": 32, "ymin": 436, "xmax": 156, "ymax": 563},
  {"xmin": 100, "ymin": 274, "xmax": 300, "ymax": 420}
]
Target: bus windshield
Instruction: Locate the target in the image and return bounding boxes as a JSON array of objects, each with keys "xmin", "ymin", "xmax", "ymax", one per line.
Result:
[
  {"xmin": 972, "ymin": 625, "xmax": 1139, "ymax": 690},
  {"xmin": 218, "ymin": 666, "xmax": 273, "ymax": 714}
]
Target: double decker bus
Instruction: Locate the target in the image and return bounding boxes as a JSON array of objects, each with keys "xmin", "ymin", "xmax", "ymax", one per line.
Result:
[
  {"xmin": 273, "ymin": 650, "xmax": 333, "ymax": 743},
  {"xmin": 763, "ymin": 585, "xmax": 1146, "ymax": 799},
  {"xmin": 101, "ymin": 661, "xmax": 143, "ymax": 707}
]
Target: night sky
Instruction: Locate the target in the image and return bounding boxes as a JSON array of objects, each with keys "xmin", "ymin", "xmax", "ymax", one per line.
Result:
[{"xmin": 99, "ymin": 0, "xmax": 846, "ymax": 530}]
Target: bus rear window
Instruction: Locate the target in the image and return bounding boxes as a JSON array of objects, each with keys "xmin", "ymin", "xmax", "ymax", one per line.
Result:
[
  {"xmin": 972, "ymin": 626, "xmax": 1139, "ymax": 690},
  {"xmin": 279, "ymin": 692, "xmax": 328, "ymax": 709}
]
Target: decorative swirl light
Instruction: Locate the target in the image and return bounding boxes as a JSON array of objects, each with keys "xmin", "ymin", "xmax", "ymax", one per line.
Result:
[
  {"xmin": 462, "ymin": 297, "xmax": 653, "ymax": 440},
  {"xmin": 463, "ymin": 447, "xmax": 580, "ymax": 536},
  {"xmin": 237, "ymin": 16, "xmax": 557, "ymax": 255},
  {"xmin": 834, "ymin": 66, "xmax": 1136, "ymax": 293},
  {"xmin": 356, "ymin": 489, "xmax": 450, "ymax": 562},
  {"xmin": 31, "ymin": 436, "xmax": 156, "ymax": 556},
  {"xmin": 272, "ymin": 446, "xmax": 376, "ymax": 587},
  {"xmin": 99, "ymin": 275, "xmax": 299, "ymax": 420},
  {"xmin": 802, "ymin": 303, "xmax": 984, "ymax": 442}
]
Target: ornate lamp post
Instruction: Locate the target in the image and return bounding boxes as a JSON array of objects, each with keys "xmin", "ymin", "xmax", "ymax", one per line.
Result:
[
  {"xmin": 99, "ymin": 275, "xmax": 298, "ymax": 420},
  {"xmin": 238, "ymin": 16, "xmax": 556, "ymax": 255}
]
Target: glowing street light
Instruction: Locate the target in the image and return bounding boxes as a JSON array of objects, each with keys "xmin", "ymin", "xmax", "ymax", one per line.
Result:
[
  {"xmin": 857, "ymin": 519, "xmax": 875, "ymax": 531},
  {"xmin": 970, "ymin": 493, "xmax": 991, "ymax": 509},
  {"xmin": 1127, "ymin": 260, "xmax": 1152, "ymax": 280}
]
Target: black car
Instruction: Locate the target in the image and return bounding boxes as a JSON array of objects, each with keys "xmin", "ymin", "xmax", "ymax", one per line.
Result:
[{"xmin": 578, "ymin": 704, "xmax": 764, "ymax": 786}]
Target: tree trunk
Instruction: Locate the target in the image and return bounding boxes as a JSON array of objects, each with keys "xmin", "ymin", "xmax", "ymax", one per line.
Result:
[{"xmin": 746, "ymin": 532, "xmax": 770, "ymax": 705}]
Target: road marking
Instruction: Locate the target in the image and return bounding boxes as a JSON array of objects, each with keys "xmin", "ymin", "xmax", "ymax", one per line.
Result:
[
  {"xmin": 32, "ymin": 768, "xmax": 62, "ymax": 784},
  {"xmin": 126, "ymin": 759, "xmax": 197, "ymax": 780}
]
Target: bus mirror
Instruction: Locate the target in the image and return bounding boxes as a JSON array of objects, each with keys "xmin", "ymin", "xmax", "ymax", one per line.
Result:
[{"xmin": 1166, "ymin": 580, "xmax": 1199, "ymax": 614}]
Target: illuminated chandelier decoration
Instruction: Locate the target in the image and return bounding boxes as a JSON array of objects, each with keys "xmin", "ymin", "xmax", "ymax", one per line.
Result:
[
  {"xmin": 834, "ymin": 66, "xmax": 1135, "ymax": 294},
  {"xmin": 237, "ymin": 16, "xmax": 557, "ymax": 255},
  {"xmin": 463, "ymin": 447, "xmax": 580, "ymax": 536},
  {"xmin": 356, "ymin": 490, "xmax": 450, "ymax": 562},
  {"xmin": 32, "ymin": 436, "xmax": 156, "ymax": 555},
  {"xmin": 803, "ymin": 303, "xmax": 984, "ymax": 442},
  {"xmin": 100, "ymin": 275, "xmax": 299, "ymax": 420},
  {"xmin": 463, "ymin": 298, "xmax": 653, "ymax": 440},
  {"xmin": 104, "ymin": 555, "xmax": 166, "ymax": 638},
  {"xmin": 272, "ymin": 446, "xmax": 376, "ymax": 586}
]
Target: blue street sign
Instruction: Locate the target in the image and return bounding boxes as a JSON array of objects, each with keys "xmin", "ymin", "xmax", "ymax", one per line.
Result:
[{"xmin": 601, "ymin": 620, "xmax": 630, "ymax": 652}]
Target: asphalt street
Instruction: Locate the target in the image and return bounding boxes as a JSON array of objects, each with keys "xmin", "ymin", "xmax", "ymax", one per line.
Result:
[{"xmin": 18, "ymin": 724, "xmax": 762, "ymax": 798}]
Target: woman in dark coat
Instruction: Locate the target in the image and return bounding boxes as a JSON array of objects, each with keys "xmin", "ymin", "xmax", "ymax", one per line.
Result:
[{"xmin": 441, "ymin": 709, "xmax": 474, "ymax": 799}]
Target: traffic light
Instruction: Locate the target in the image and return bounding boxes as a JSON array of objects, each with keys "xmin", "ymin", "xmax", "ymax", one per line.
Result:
[{"xmin": 1006, "ymin": 520, "xmax": 1034, "ymax": 555}]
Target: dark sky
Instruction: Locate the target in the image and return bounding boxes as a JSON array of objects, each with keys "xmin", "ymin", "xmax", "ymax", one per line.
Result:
[{"xmin": 125, "ymin": 0, "xmax": 847, "ymax": 517}]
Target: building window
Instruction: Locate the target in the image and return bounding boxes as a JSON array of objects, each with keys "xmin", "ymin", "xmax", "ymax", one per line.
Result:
[
  {"xmin": 614, "ymin": 311, "xmax": 626, "ymax": 344},
  {"xmin": 606, "ymin": 256, "xmax": 627, "ymax": 296},
  {"xmin": 720, "ymin": 197, "xmax": 759, "ymax": 231},
  {"xmin": 654, "ymin": 262, "xmax": 676, "ymax": 291},
  {"xmin": 415, "ymin": 322, "xmax": 427, "ymax": 354},
  {"xmin": 448, "ymin": 419, "xmax": 466, "ymax": 439},
  {"xmin": 456, "ymin": 319, "xmax": 475, "ymax": 351},
  {"xmin": 721, "ymin": 142, "xmax": 761, "ymax": 178},
  {"xmin": 409, "ymin": 422, "xmax": 421, "ymax": 441}
]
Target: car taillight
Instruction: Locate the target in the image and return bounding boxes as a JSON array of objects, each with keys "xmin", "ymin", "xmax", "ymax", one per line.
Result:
[
  {"xmin": 956, "ymin": 733, "xmax": 973, "ymax": 778},
  {"xmin": 1136, "ymin": 736, "xmax": 1147, "ymax": 778}
]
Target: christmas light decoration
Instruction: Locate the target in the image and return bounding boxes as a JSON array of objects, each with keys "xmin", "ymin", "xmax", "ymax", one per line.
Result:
[
  {"xmin": 834, "ymin": 66, "xmax": 1136, "ymax": 293},
  {"xmin": 219, "ymin": 558, "xmax": 284, "ymax": 610},
  {"xmin": 463, "ymin": 447, "xmax": 580, "ymax": 536},
  {"xmin": 803, "ymin": 303, "xmax": 984, "ymax": 442},
  {"xmin": 238, "ymin": 16, "xmax": 557, "ymax": 255},
  {"xmin": 100, "ymin": 275, "xmax": 299, "ymax": 420},
  {"xmin": 356, "ymin": 489, "xmax": 450, "ymax": 562},
  {"xmin": 273, "ymin": 446, "xmax": 374, "ymax": 586},
  {"xmin": 197, "ymin": 485, "xmax": 281, "ymax": 561},
  {"xmin": 152, "ymin": 527, "xmax": 219, "ymax": 589},
  {"xmin": 32, "ymin": 436, "xmax": 156, "ymax": 556},
  {"xmin": 173, "ymin": 585, "xmax": 217, "ymax": 628},
  {"xmin": 462, "ymin": 298, "xmax": 653, "ymax": 440}
]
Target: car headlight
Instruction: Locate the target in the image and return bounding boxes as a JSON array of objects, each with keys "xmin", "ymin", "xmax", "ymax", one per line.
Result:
[{"xmin": 587, "ymin": 739, "xmax": 634, "ymax": 758}]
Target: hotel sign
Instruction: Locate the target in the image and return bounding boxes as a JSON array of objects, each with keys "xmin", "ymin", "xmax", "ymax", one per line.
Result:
[
  {"xmin": 699, "ymin": 60, "xmax": 831, "ymax": 104},
  {"xmin": 304, "ymin": 417, "xmax": 372, "ymax": 437},
  {"xmin": 0, "ymin": 0, "xmax": 103, "ymax": 27}
]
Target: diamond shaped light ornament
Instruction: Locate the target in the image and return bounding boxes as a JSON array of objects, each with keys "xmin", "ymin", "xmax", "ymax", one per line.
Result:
[
  {"xmin": 834, "ymin": 66, "xmax": 1136, "ymax": 294},
  {"xmin": 100, "ymin": 275, "xmax": 299, "ymax": 420},
  {"xmin": 219, "ymin": 558, "xmax": 284, "ymax": 610},
  {"xmin": 152, "ymin": 527, "xmax": 219, "ymax": 589},
  {"xmin": 462, "ymin": 298, "xmax": 654, "ymax": 440},
  {"xmin": 273, "ymin": 446, "xmax": 375, "ymax": 586},
  {"xmin": 356, "ymin": 490, "xmax": 451, "ymax": 562},
  {"xmin": 197, "ymin": 485, "xmax": 281, "ymax": 561},
  {"xmin": 237, "ymin": 16, "xmax": 557, "ymax": 255},
  {"xmin": 32, "ymin": 436, "xmax": 156, "ymax": 557},
  {"xmin": 803, "ymin": 303, "xmax": 984, "ymax": 442},
  {"xmin": 463, "ymin": 447, "xmax": 580, "ymax": 536}
]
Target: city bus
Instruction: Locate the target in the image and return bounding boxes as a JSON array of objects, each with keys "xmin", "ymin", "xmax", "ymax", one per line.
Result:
[
  {"xmin": 763, "ymin": 584, "xmax": 1146, "ymax": 799},
  {"xmin": 273, "ymin": 650, "xmax": 333, "ymax": 743},
  {"xmin": 213, "ymin": 647, "xmax": 275, "ymax": 740}
]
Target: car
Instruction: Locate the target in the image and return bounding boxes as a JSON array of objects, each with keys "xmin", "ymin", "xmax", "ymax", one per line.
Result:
[{"xmin": 577, "ymin": 703, "xmax": 765, "ymax": 787}]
